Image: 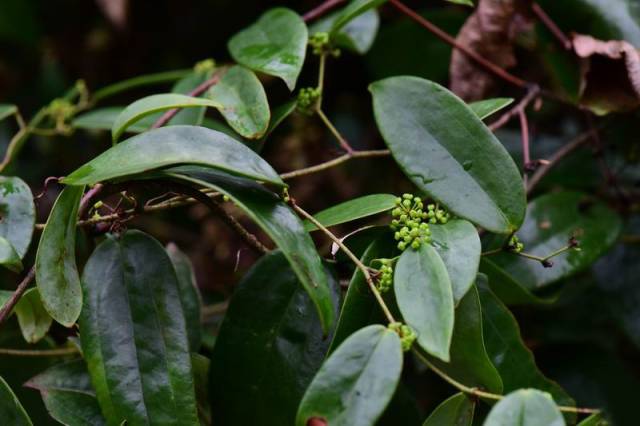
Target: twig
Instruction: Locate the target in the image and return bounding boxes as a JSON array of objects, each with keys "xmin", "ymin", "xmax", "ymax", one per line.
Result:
[
  {"xmin": 303, "ymin": 0, "xmax": 347, "ymax": 22},
  {"xmin": 531, "ymin": 3, "xmax": 572, "ymax": 50},
  {"xmin": 489, "ymin": 86, "xmax": 540, "ymax": 131},
  {"xmin": 0, "ymin": 267, "xmax": 36, "ymax": 325},
  {"xmin": 151, "ymin": 70, "xmax": 223, "ymax": 129},
  {"xmin": 316, "ymin": 109, "xmax": 355, "ymax": 154},
  {"xmin": 280, "ymin": 149, "xmax": 389, "ymax": 179},
  {"xmin": 0, "ymin": 346, "xmax": 79, "ymax": 357},
  {"xmin": 519, "ymin": 109, "xmax": 531, "ymax": 186}
]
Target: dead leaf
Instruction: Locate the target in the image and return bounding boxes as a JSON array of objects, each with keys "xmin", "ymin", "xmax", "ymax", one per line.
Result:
[
  {"xmin": 449, "ymin": 0, "xmax": 533, "ymax": 101},
  {"xmin": 572, "ymin": 33, "xmax": 640, "ymax": 115},
  {"xmin": 96, "ymin": 0, "xmax": 128, "ymax": 31}
]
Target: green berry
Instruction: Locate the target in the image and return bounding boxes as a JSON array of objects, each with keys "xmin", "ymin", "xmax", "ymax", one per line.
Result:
[
  {"xmin": 398, "ymin": 241, "xmax": 407, "ymax": 251},
  {"xmin": 411, "ymin": 240, "xmax": 420, "ymax": 250}
]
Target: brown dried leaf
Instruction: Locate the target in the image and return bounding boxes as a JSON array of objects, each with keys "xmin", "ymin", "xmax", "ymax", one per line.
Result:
[
  {"xmin": 572, "ymin": 33, "xmax": 640, "ymax": 115},
  {"xmin": 449, "ymin": 0, "xmax": 533, "ymax": 101}
]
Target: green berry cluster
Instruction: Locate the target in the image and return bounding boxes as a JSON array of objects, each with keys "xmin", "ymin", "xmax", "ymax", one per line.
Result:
[
  {"xmin": 376, "ymin": 260, "xmax": 394, "ymax": 293},
  {"xmin": 48, "ymin": 98, "xmax": 75, "ymax": 122},
  {"xmin": 507, "ymin": 234, "xmax": 524, "ymax": 253},
  {"xmin": 308, "ymin": 32, "xmax": 340, "ymax": 57},
  {"xmin": 425, "ymin": 203, "xmax": 451, "ymax": 224},
  {"xmin": 296, "ymin": 87, "xmax": 321, "ymax": 115},
  {"xmin": 194, "ymin": 58, "xmax": 215, "ymax": 74},
  {"xmin": 391, "ymin": 194, "xmax": 432, "ymax": 251},
  {"xmin": 388, "ymin": 322, "xmax": 417, "ymax": 352}
]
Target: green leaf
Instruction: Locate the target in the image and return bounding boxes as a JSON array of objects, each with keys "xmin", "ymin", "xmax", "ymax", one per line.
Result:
[
  {"xmin": 577, "ymin": 413, "xmax": 608, "ymax": 426},
  {"xmin": 166, "ymin": 243, "xmax": 202, "ymax": 352},
  {"xmin": 0, "ymin": 104, "xmax": 17, "ymax": 121},
  {"xmin": 205, "ymin": 65, "xmax": 270, "ymax": 139},
  {"xmin": 169, "ymin": 65, "xmax": 215, "ymax": 126},
  {"xmin": 79, "ymin": 230, "xmax": 199, "ymax": 425},
  {"xmin": 191, "ymin": 353, "xmax": 211, "ymax": 425},
  {"xmin": 445, "ymin": 0, "xmax": 474, "ymax": 6},
  {"xmin": 370, "ymin": 76, "xmax": 526, "ymax": 233},
  {"xmin": 61, "ymin": 125, "xmax": 284, "ymax": 187},
  {"xmin": 73, "ymin": 107, "xmax": 159, "ymax": 133},
  {"xmin": 484, "ymin": 389, "xmax": 565, "ymax": 426},
  {"xmin": 330, "ymin": 0, "xmax": 387, "ymax": 34},
  {"xmin": 35, "ymin": 185, "xmax": 85, "ymax": 327},
  {"xmin": 431, "ymin": 219, "xmax": 480, "ymax": 304},
  {"xmin": 92, "ymin": 69, "xmax": 191, "ymax": 102},
  {"xmin": 228, "ymin": 8, "xmax": 307, "ymax": 90},
  {"xmin": 477, "ymin": 278, "xmax": 575, "ymax": 413},
  {"xmin": 24, "ymin": 360, "xmax": 106, "ymax": 426},
  {"xmin": 0, "ymin": 176, "xmax": 35, "ymax": 260},
  {"xmin": 304, "ymin": 194, "xmax": 396, "ymax": 232},
  {"xmin": 422, "ymin": 393, "xmax": 475, "ymax": 426},
  {"xmin": 111, "ymin": 94, "xmax": 222, "ymax": 142},
  {"xmin": 312, "ymin": 8, "xmax": 380, "ymax": 54},
  {"xmin": 211, "ymin": 251, "xmax": 339, "ymax": 425},
  {"xmin": 427, "ymin": 284, "xmax": 503, "ymax": 393},
  {"xmin": 486, "ymin": 192, "xmax": 622, "ymax": 292},
  {"xmin": 329, "ymin": 234, "xmax": 396, "ymax": 352},
  {"xmin": 0, "ymin": 237, "xmax": 22, "ymax": 272},
  {"xmin": 296, "ymin": 324, "xmax": 403, "ymax": 426},
  {"xmin": 0, "ymin": 376, "xmax": 32, "ymax": 426},
  {"xmin": 161, "ymin": 166, "xmax": 335, "ymax": 333},
  {"xmin": 14, "ymin": 288, "xmax": 52, "ymax": 344},
  {"xmin": 469, "ymin": 98, "xmax": 514, "ymax": 120},
  {"xmin": 395, "ymin": 244, "xmax": 454, "ymax": 361}
]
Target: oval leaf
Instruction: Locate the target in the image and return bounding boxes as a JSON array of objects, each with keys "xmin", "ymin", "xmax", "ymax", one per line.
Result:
[
  {"xmin": 423, "ymin": 393, "xmax": 475, "ymax": 426},
  {"xmin": 205, "ymin": 65, "xmax": 270, "ymax": 139},
  {"xmin": 0, "ymin": 238, "xmax": 22, "ymax": 273},
  {"xmin": 14, "ymin": 288, "xmax": 52, "ymax": 344},
  {"xmin": 35, "ymin": 185, "xmax": 85, "ymax": 327},
  {"xmin": 228, "ymin": 8, "xmax": 307, "ymax": 90},
  {"xmin": 304, "ymin": 194, "xmax": 397, "ymax": 232},
  {"xmin": 111, "ymin": 94, "xmax": 222, "ymax": 142},
  {"xmin": 61, "ymin": 125, "xmax": 284, "ymax": 187},
  {"xmin": 431, "ymin": 219, "xmax": 481, "ymax": 304},
  {"xmin": 330, "ymin": 0, "xmax": 386, "ymax": 34},
  {"xmin": 395, "ymin": 244, "xmax": 454, "ymax": 361},
  {"xmin": 469, "ymin": 98, "xmax": 514, "ymax": 119},
  {"xmin": 311, "ymin": 8, "xmax": 380, "ymax": 54},
  {"xmin": 0, "ymin": 376, "xmax": 32, "ymax": 426},
  {"xmin": 0, "ymin": 104, "xmax": 17, "ymax": 122},
  {"xmin": 79, "ymin": 230, "xmax": 199, "ymax": 425},
  {"xmin": 166, "ymin": 243, "xmax": 202, "ymax": 352},
  {"xmin": 484, "ymin": 389, "xmax": 565, "ymax": 426},
  {"xmin": 370, "ymin": 76, "xmax": 526, "ymax": 233},
  {"xmin": 486, "ymin": 191, "xmax": 622, "ymax": 292},
  {"xmin": 73, "ymin": 107, "xmax": 159, "ymax": 133},
  {"xmin": 162, "ymin": 166, "xmax": 336, "ymax": 333},
  {"xmin": 296, "ymin": 324, "xmax": 403, "ymax": 426},
  {"xmin": 211, "ymin": 251, "xmax": 338, "ymax": 425},
  {"xmin": 169, "ymin": 65, "xmax": 215, "ymax": 126},
  {"xmin": 0, "ymin": 176, "xmax": 35, "ymax": 259}
]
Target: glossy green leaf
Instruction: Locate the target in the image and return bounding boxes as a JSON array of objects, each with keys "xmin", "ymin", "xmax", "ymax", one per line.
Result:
[
  {"xmin": 469, "ymin": 98, "xmax": 514, "ymax": 120},
  {"xmin": 162, "ymin": 166, "xmax": 335, "ymax": 333},
  {"xmin": 111, "ymin": 94, "xmax": 222, "ymax": 142},
  {"xmin": 79, "ymin": 230, "xmax": 199, "ymax": 425},
  {"xmin": 205, "ymin": 65, "xmax": 270, "ymax": 139},
  {"xmin": 484, "ymin": 389, "xmax": 564, "ymax": 426},
  {"xmin": 14, "ymin": 288, "xmax": 52, "ymax": 344},
  {"xmin": 166, "ymin": 243, "xmax": 202, "ymax": 352},
  {"xmin": 395, "ymin": 244, "xmax": 454, "ymax": 361},
  {"xmin": 431, "ymin": 219, "xmax": 481, "ymax": 304},
  {"xmin": 445, "ymin": 0, "xmax": 474, "ymax": 6},
  {"xmin": 0, "ymin": 290, "xmax": 11, "ymax": 311},
  {"xmin": 423, "ymin": 393, "xmax": 475, "ymax": 426},
  {"xmin": 24, "ymin": 360, "xmax": 106, "ymax": 426},
  {"xmin": 169, "ymin": 65, "xmax": 215, "ymax": 126},
  {"xmin": 296, "ymin": 324, "xmax": 403, "ymax": 426},
  {"xmin": 304, "ymin": 194, "xmax": 396, "ymax": 232},
  {"xmin": 478, "ymin": 278, "xmax": 575, "ymax": 412},
  {"xmin": 0, "ymin": 238, "xmax": 22, "ymax": 272},
  {"xmin": 211, "ymin": 251, "xmax": 338, "ymax": 425},
  {"xmin": 312, "ymin": 8, "xmax": 380, "ymax": 54},
  {"xmin": 370, "ymin": 76, "xmax": 526, "ymax": 233},
  {"xmin": 35, "ymin": 185, "xmax": 85, "ymax": 327},
  {"xmin": 0, "ymin": 376, "xmax": 32, "ymax": 426},
  {"xmin": 73, "ymin": 107, "xmax": 159, "ymax": 133},
  {"xmin": 577, "ymin": 413, "xmax": 608, "ymax": 426},
  {"xmin": 0, "ymin": 104, "xmax": 17, "ymax": 121},
  {"xmin": 427, "ymin": 284, "xmax": 503, "ymax": 393},
  {"xmin": 0, "ymin": 176, "xmax": 35, "ymax": 260},
  {"xmin": 329, "ymin": 234, "xmax": 396, "ymax": 352},
  {"xmin": 62, "ymin": 125, "xmax": 284, "ymax": 187},
  {"xmin": 330, "ymin": 0, "xmax": 386, "ymax": 34},
  {"xmin": 228, "ymin": 8, "xmax": 307, "ymax": 90},
  {"xmin": 486, "ymin": 192, "xmax": 622, "ymax": 292},
  {"xmin": 92, "ymin": 69, "xmax": 191, "ymax": 102}
]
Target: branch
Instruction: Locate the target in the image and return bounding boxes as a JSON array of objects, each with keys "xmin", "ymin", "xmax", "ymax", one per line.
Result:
[
  {"xmin": 303, "ymin": 0, "xmax": 347, "ymax": 22},
  {"xmin": 0, "ymin": 346, "xmax": 79, "ymax": 357},
  {"xmin": 0, "ymin": 267, "xmax": 36, "ymax": 325},
  {"xmin": 531, "ymin": 3, "xmax": 572, "ymax": 50},
  {"xmin": 489, "ymin": 85, "xmax": 540, "ymax": 131}
]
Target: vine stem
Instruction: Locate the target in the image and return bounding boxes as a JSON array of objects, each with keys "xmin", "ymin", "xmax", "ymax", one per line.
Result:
[
  {"xmin": 316, "ymin": 109, "xmax": 355, "ymax": 154},
  {"xmin": 290, "ymin": 202, "xmax": 396, "ymax": 324},
  {"xmin": 412, "ymin": 349, "xmax": 600, "ymax": 415},
  {"xmin": 303, "ymin": 0, "xmax": 347, "ymax": 22},
  {"xmin": 531, "ymin": 2, "xmax": 572, "ymax": 50},
  {"xmin": 0, "ymin": 267, "xmax": 35, "ymax": 326},
  {"xmin": 0, "ymin": 346, "xmax": 79, "ymax": 357}
]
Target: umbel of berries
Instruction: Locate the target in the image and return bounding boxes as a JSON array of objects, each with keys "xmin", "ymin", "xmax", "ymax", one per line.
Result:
[
  {"xmin": 390, "ymin": 193, "xmax": 432, "ymax": 251},
  {"xmin": 376, "ymin": 260, "xmax": 394, "ymax": 293}
]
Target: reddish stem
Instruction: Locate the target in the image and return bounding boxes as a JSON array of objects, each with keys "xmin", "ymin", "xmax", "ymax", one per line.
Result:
[
  {"xmin": 303, "ymin": 0, "xmax": 347, "ymax": 22},
  {"xmin": 0, "ymin": 267, "xmax": 35, "ymax": 326},
  {"xmin": 531, "ymin": 3, "xmax": 572, "ymax": 50}
]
